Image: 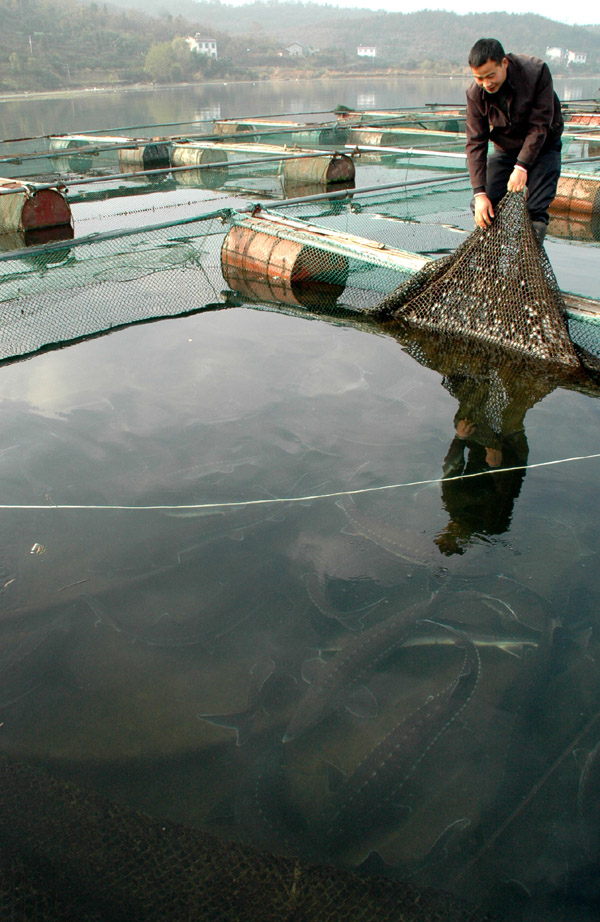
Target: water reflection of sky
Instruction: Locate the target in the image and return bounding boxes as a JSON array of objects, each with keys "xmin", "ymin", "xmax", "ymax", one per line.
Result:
[
  {"xmin": 2, "ymin": 302, "xmax": 600, "ymax": 922},
  {"xmin": 2, "ymin": 73, "xmax": 600, "ymax": 920}
]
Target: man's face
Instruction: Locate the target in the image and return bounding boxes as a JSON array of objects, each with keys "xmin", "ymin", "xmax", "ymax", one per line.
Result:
[{"xmin": 471, "ymin": 57, "xmax": 508, "ymax": 94}]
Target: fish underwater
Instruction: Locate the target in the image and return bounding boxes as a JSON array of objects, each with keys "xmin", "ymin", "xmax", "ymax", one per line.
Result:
[
  {"xmin": 283, "ymin": 599, "xmax": 435, "ymax": 744},
  {"xmin": 336, "ymin": 494, "xmax": 437, "ymax": 570},
  {"xmin": 198, "ymin": 658, "xmax": 298, "ymax": 746},
  {"xmin": 283, "ymin": 589, "xmax": 539, "ymax": 745},
  {"xmin": 313, "ymin": 625, "xmax": 481, "ymax": 859}
]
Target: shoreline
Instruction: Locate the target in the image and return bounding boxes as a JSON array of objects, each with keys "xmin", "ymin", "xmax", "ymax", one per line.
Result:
[
  {"xmin": 3, "ymin": 71, "xmax": 598, "ymax": 104},
  {"xmin": 0, "ymin": 74, "xmax": 448, "ymax": 104}
]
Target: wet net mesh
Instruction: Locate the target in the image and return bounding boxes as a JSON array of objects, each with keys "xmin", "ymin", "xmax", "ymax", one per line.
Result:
[
  {"xmin": 375, "ymin": 193, "xmax": 580, "ymax": 367},
  {"xmin": 0, "ymin": 757, "xmax": 500, "ymax": 922}
]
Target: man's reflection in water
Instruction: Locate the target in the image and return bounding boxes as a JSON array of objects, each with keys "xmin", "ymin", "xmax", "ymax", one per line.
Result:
[
  {"xmin": 434, "ymin": 371, "xmax": 530, "ymax": 555},
  {"xmin": 379, "ymin": 321, "xmax": 583, "ymax": 558}
]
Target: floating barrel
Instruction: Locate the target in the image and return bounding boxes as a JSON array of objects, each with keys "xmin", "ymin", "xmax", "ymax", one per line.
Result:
[
  {"xmin": 171, "ymin": 144, "xmax": 228, "ymax": 168},
  {"xmin": 548, "ymin": 211, "xmax": 600, "ymax": 243},
  {"xmin": 221, "ymin": 222, "xmax": 348, "ymax": 309},
  {"xmin": 0, "ymin": 180, "xmax": 72, "ymax": 233},
  {"xmin": 567, "ymin": 114, "xmax": 600, "ymax": 126},
  {"xmin": 0, "ymin": 224, "xmax": 74, "ymax": 258},
  {"xmin": 348, "ymin": 126, "xmax": 464, "ymax": 148},
  {"xmin": 171, "ymin": 145, "xmax": 229, "ymax": 189},
  {"xmin": 213, "ymin": 120, "xmax": 252, "ymax": 136},
  {"xmin": 117, "ymin": 142, "xmax": 171, "ymax": 172},
  {"xmin": 314, "ymin": 127, "xmax": 349, "ymax": 146},
  {"xmin": 214, "ymin": 119, "xmax": 303, "ymax": 136},
  {"xmin": 282, "ymin": 153, "xmax": 354, "ymax": 187},
  {"xmin": 48, "ymin": 137, "xmax": 94, "ymax": 172},
  {"xmin": 282, "ymin": 177, "xmax": 355, "ymax": 200},
  {"xmin": 346, "ymin": 128, "xmax": 390, "ymax": 147},
  {"xmin": 551, "ymin": 174, "xmax": 600, "ymax": 216}
]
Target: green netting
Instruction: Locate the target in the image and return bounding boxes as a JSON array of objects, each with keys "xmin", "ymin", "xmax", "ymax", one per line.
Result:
[
  {"xmin": 0, "ymin": 211, "xmax": 231, "ymax": 361},
  {"xmin": 0, "ymin": 756, "xmax": 502, "ymax": 922},
  {"xmin": 0, "ymin": 186, "xmax": 599, "ymax": 372}
]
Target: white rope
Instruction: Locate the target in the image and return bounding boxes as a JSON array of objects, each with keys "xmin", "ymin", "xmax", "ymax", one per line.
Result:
[{"xmin": 0, "ymin": 452, "xmax": 598, "ymax": 513}]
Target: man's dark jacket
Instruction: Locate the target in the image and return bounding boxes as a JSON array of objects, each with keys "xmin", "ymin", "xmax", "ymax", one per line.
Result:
[{"xmin": 465, "ymin": 53, "xmax": 564, "ymax": 193}]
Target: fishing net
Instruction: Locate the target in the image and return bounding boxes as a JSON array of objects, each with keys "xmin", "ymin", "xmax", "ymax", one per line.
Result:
[
  {"xmin": 376, "ymin": 193, "xmax": 580, "ymax": 368},
  {"xmin": 382, "ymin": 320, "xmax": 570, "ymax": 435},
  {"xmin": 0, "ymin": 185, "xmax": 599, "ymax": 375},
  {"xmin": 0, "ymin": 757, "xmax": 500, "ymax": 922}
]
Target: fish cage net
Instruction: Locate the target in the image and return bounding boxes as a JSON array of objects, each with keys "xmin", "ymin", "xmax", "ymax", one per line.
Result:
[
  {"xmin": 0, "ymin": 756, "xmax": 501, "ymax": 922},
  {"xmin": 0, "ymin": 184, "xmax": 599, "ymax": 372}
]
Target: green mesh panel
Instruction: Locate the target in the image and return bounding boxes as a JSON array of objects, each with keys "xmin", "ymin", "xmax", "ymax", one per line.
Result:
[
  {"xmin": 0, "ymin": 757, "xmax": 501, "ymax": 922},
  {"xmin": 0, "ymin": 187, "xmax": 599, "ymax": 371}
]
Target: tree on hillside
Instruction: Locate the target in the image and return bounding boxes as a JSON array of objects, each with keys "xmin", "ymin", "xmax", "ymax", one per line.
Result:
[{"xmin": 144, "ymin": 41, "xmax": 176, "ymax": 82}]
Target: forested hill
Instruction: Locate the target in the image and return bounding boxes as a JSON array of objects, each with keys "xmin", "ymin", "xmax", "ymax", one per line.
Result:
[
  {"xmin": 104, "ymin": 0, "xmax": 600, "ymax": 56},
  {"xmin": 1, "ymin": 0, "xmax": 599, "ymax": 94}
]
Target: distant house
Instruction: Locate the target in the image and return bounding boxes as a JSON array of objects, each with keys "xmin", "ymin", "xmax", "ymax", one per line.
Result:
[
  {"xmin": 186, "ymin": 35, "xmax": 218, "ymax": 59},
  {"xmin": 284, "ymin": 42, "xmax": 305, "ymax": 57},
  {"xmin": 545, "ymin": 46, "xmax": 587, "ymax": 66},
  {"xmin": 357, "ymin": 46, "xmax": 377, "ymax": 58}
]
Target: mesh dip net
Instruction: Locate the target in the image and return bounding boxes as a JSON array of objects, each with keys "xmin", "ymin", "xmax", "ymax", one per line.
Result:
[
  {"xmin": 375, "ymin": 193, "xmax": 580, "ymax": 368},
  {"xmin": 0, "ymin": 757, "xmax": 501, "ymax": 922}
]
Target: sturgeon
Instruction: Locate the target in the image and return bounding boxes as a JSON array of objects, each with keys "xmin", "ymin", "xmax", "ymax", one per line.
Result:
[
  {"xmin": 283, "ymin": 599, "xmax": 433, "ymax": 743},
  {"xmin": 317, "ymin": 625, "xmax": 481, "ymax": 855},
  {"xmin": 336, "ymin": 494, "xmax": 434, "ymax": 568}
]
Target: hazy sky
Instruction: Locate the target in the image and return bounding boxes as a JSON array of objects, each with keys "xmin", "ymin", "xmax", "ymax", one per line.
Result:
[{"xmin": 224, "ymin": 0, "xmax": 595, "ymax": 28}]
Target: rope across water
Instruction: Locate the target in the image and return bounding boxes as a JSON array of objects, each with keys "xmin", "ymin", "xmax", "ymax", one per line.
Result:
[{"xmin": 0, "ymin": 451, "xmax": 597, "ymax": 512}]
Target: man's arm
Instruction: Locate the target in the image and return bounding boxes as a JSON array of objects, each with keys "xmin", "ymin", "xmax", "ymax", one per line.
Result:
[
  {"xmin": 465, "ymin": 91, "xmax": 489, "ymax": 192},
  {"xmin": 515, "ymin": 62, "xmax": 556, "ymax": 168},
  {"xmin": 465, "ymin": 90, "xmax": 494, "ymax": 226}
]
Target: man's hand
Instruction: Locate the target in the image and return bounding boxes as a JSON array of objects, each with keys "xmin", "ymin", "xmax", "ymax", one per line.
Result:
[
  {"xmin": 456, "ymin": 418, "xmax": 477, "ymax": 438},
  {"xmin": 485, "ymin": 447, "xmax": 503, "ymax": 468},
  {"xmin": 474, "ymin": 194, "xmax": 494, "ymax": 228},
  {"xmin": 507, "ymin": 167, "xmax": 528, "ymax": 193}
]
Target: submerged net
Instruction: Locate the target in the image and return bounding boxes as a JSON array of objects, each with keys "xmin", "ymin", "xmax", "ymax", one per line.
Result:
[
  {"xmin": 376, "ymin": 193, "xmax": 580, "ymax": 368},
  {"xmin": 0, "ymin": 757, "xmax": 500, "ymax": 922}
]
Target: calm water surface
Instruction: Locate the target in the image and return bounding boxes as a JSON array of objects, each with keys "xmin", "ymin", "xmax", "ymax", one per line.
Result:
[
  {"xmin": 1, "ymin": 78, "xmax": 600, "ymax": 921},
  {"xmin": 2, "ymin": 75, "xmax": 599, "ymax": 138}
]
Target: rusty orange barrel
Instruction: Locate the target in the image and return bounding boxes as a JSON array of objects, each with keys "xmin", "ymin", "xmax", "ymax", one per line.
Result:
[
  {"xmin": 221, "ymin": 223, "xmax": 348, "ymax": 308},
  {"xmin": 549, "ymin": 211, "xmax": 600, "ymax": 243},
  {"xmin": 117, "ymin": 142, "xmax": 171, "ymax": 172},
  {"xmin": 348, "ymin": 125, "xmax": 464, "ymax": 148},
  {"xmin": 347, "ymin": 128, "xmax": 393, "ymax": 147},
  {"xmin": 551, "ymin": 174, "xmax": 600, "ymax": 217},
  {"xmin": 282, "ymin": 153, "xmax": 354, "ymax": 187},
  {"xmin": 0, "ymin": 180, "xmax": 72, "ymax": 233},
  {"xmin": 222, "ymin": 271, "xmax": 346, "ymax": 310},
  {"xmin": 567, "ymin": 113, "xmax": 600, "ymax": 126},
  {"xmin": 0, "ymin": 224, "xmax": 75, "ymax": 256}
]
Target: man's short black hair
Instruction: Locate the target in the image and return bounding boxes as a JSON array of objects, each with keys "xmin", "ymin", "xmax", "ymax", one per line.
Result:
[{"xmin": 468, "ymin": 38, "xmax": 506, "ymax": 68}]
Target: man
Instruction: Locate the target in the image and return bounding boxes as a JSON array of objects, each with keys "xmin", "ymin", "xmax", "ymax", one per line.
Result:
[{"xmin": 465, "ymin": 37, "xmax": 563, "ymax": 245}]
